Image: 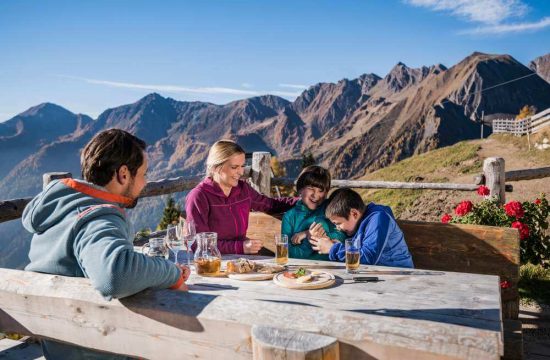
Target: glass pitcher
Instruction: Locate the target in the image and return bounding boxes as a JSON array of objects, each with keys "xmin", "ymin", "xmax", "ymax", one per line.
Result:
[{"xmin": 194, "ymin": 232, "xmax": 222, "ymax": 275}]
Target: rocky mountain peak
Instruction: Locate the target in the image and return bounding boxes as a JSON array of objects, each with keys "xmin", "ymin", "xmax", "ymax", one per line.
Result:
[{"xmin": 529, "ymin": 53, "xmax": 550, "ymax": 83}]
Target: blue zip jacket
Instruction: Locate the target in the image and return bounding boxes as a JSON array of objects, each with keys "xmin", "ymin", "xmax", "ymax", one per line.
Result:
[
  {"xmin": 328, "ymin": 203, "xmax": 414, "ymax": 268},
  {"xmin": 23, "ymin": 178, "xmax": 184, "ymax": 359},
  {"xmin": 282, "ymin": 200, "xmax": 346, "ymax": 260},
  {"xmin": 23, "ymin": 178, "xmax": 183, "ymax": 298}
]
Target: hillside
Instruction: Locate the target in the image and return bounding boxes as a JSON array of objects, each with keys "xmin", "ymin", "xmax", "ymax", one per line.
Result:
[{"xmin": 358, "ymin": 130, "xmax": 550, "ymax": 221}]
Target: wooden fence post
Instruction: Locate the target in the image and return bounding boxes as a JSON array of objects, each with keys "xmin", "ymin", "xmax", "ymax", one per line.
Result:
[
  {"xmin": 43, "ymin": 172, "xmax": 72, "ymax": 189},
  {"xmin": 483, "ymin": 157, "xmax": 506, "ymax": 204},
  {"xmin": 251, "ymin": 325, "xmax": 339, "ymax": 360},
  {"xmin": 251, "ymin": 152, "xmax": 271, "ymax": 195}
]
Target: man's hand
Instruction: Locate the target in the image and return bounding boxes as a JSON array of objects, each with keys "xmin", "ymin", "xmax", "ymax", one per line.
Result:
[
  {"xmin": 174, "ymin": 264, "xmax": 191, "ymax": 291},
  {"xmin": 310, "ymin": 235, "xmax": 335, "ymax": 255},
  {"xmin": 291, "ymin": 231, "xmax": 308, "ymax": 245},
  {"xmin": 243, "ymin": 238, "xmax": 263, "ymax": 254}
]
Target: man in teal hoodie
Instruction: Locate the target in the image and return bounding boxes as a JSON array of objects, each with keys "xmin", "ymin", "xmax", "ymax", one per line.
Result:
[{"xmin": 23, "ymin": 129, "xmax": 190, "ymax": 359}]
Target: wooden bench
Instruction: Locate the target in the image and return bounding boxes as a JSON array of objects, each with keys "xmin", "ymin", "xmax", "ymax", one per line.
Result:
[{"xmin": 247, "ymin": 212, "xmax": 522, "ymax": 360}]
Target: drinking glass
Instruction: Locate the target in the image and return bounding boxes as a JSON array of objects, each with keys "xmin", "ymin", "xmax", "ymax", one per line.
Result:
[
  {"xmin": 275, "ymin": 234, "xmax": 289, "ymax": 265},
  {"xmin": 178, "ymin": 219, "xmax": 196, "ymax": 267},
  {"xmin": 165, "ymin": 225, "xmax": 184, "ymax": 264},
  {"xmin": 345, "ymin": 238, "xmax": 360, "ymax": 273}
]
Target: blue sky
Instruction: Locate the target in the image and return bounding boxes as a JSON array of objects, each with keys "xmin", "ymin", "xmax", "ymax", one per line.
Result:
[{"xmin": 1, "ymin": 0, "xmax": 549, "ymax": 121}]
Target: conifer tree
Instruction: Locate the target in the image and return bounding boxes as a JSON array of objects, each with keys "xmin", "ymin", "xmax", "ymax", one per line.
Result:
[{"xmin": 157, "ymin": 197, "xmax": 181, "ymax": 230}]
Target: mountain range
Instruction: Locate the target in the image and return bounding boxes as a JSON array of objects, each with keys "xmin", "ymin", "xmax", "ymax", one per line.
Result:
[{"xmin": 1, "ymin": 51, "xmax": 550, "ymax": 269}]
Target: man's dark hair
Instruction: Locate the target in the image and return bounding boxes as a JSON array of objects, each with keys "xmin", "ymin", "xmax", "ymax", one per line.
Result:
[
  {"xmin": 81, "ymin": 129, "xmax": 146, "ymax": 186},
  {"xmin": 296, "ymin": 165, "xmax": 331, "ymax": 193},
  {"xmin": 325, "ymin": 188, "xmax": 366, "ymax": 219}
]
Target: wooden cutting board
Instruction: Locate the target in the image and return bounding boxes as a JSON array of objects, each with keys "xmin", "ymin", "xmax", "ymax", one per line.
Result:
[
  {"xmin": 273, "ymin": 271, "xmax": 335, "ymax": 290},
  {"xmin": 227, "ymin": 272, "xmax": 276, "ymax": 281}
]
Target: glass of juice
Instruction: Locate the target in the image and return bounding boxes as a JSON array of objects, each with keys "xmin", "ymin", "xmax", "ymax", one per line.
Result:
[
  {"xmin": 275, "ymin": 234, "xmax": 288, "ymax": 265},
  {"xmin": 345, "ymin": 238, "xmax": 360, "ymax": 273}
]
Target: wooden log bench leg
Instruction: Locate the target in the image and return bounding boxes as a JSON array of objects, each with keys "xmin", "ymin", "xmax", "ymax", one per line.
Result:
[{"xmin": 251, "ymin": 325, "xmax": 339, "ymax": 360}]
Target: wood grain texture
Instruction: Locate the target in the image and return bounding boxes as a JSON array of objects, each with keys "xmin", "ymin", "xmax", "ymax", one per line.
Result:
[
  {"xmin": 0, "ymin": 257, "xmax": 503, "ymax": 360},
  {"xmin": 505, "ymin": 166, "xmax": 550, "ymax": 182},
  {"xmin": 247, "ymin": 213, "xmax": 520, "ymax": 320},
  {"xmin": 252, "ymin": 325, "xmax": 339, "ymax": 360},
  {"xmin": 251, "ymin": 152, "xmax": 271, "ymax": 195},
  {"xmin": 483, "ymin": 157, "xmax": 506, "ymax": 204},
  {"xmin": 42, "ymin": 172, "xmax": 71, "ymax": 189}
]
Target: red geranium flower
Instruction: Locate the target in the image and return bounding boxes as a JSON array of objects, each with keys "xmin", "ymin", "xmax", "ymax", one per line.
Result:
[
  {"xmin": 534, "ymin": 199, "xmax": 542, "ymax": 205},
  {"xmin": 477, "ymin": 185, "xmax": 490, "ymax": 196},
  {"xmin": 441, "ymin": 213, "xmax": 452, "ymax": 223},
  {"xmin": 511, "ymin": 221, "xmax": 529, "ymax": 240},
  {"xmin": 505, "ymin": 201, "xmax": 524, "ymax": 219},
  {"xmin": 455, "ymin": 201, "xmax": 473, "ymax": 216},
  {"xmin": 500, "ymin": 280, "xmax": 510, "ymax": 289}
]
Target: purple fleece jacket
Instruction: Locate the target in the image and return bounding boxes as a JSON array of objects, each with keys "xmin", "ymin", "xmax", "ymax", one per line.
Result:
[{"xmin": 185, "ymin": 177, "xmax": 297, "ymax": 254}]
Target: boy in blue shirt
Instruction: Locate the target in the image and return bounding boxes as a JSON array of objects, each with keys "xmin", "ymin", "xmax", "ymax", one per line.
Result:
[{"xmin": 309, "ymin": 188, "xmax": 414, "ymax": 268}]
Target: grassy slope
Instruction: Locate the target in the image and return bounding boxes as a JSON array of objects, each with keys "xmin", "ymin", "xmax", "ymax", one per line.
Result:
[
  {"xmin": 356, "ymin": 133, "xmax": 550, "ymax": 303},
  {"xmin": 357, "ymin": 141, "xmax": 482, "ymax": 217}
]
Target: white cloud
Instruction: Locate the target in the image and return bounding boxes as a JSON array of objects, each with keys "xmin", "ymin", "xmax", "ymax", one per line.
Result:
[
  {"xmin": 241, "ymin": 83, "xmax": 254, "ymax": 89},
  {"xmin": 405, "ymin": 0, "xmax": 528, "ymax": 24},
  {"xmin": 460, "ymin": 16, "xmax": 550, "ymax": 34},
  {"xmin": 58, "ymin": 75, "xmax": 303, "ymax": 99},
  {"xmin": 279, "ymin": 83, "xmax": 308, "ymax": 89}
]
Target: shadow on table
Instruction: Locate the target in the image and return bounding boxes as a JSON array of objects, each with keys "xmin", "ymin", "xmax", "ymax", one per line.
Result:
[
  {"xmin": 348, "ymin": 307, "xmax": 501, "ymax": 332},
  {"xmin": 121, "ymin": 289, "xmax": 219, "ymax": 332},
  {"xmin": 257, "ymin": 299, "xmax": 321, "ymax": 307}
]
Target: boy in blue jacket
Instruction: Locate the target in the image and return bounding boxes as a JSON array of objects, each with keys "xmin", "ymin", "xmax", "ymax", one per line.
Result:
[{"xmin": 309, "ymin": 188, "xmax": 414, "ymax": 268}]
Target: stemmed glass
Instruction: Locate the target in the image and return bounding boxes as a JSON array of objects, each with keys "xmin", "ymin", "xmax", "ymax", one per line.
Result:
[
  {"xmin": 178, "ymin": 219, "xmax": 196, "ymax": 267},
  {"xmin": 165, "ymin": 224, "xmax": 184, "ymax": 264}
]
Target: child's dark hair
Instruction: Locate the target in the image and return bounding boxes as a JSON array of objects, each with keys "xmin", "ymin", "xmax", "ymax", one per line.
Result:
[
  {"xmin": 296, "ymin": 165, "xmax": 331, "ymax": 193},
  {"xmin": 325, "ymin": 188, "xmax": 366, "ymax": 219}
]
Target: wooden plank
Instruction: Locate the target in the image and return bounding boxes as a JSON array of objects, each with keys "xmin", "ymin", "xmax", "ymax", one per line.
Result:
[
  {"xmin": 0, "ymin": 197, "xmax": 33, "ymax": 224},
  {"xmin": 505, "ymin": 166, "xmax": 550, "ymax": 182},
  {"xmin": 246, "ymin": 213, "xmax": 520, "ymax": 320},
  {"xmin": 251, "ymin": 325, "xmax": 339, "ymax": 360},
  {"xmin": 0, "ymin": 264, "xmax": 502, "ymax": 360},
  {"xmin": 42, "ymin": 172, "xmax": 71, "ymax": 189},
  {"xmin": 502, "ymin": 319, "xmax": 523, "ymax": 360},
  {"xmin": 483, "ymin": 157, "xmax": 506, "ymax": 204},
  {"xmin": 251, "ymin": 152, "xmax": 271, "ymax": 195}
]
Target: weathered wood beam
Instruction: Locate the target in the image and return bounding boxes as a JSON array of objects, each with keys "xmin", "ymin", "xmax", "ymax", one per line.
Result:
[
  {"xmin": 0, "ymin": 198, "xmax": 33, "ymax": 223},
  {"xmin": 483, "ymin": 157, "xmax": 506, "ymax": 204},
  {"xmin": 43, "ymin": 172, "xmax": 71, "ymax": 189},
  {"xmin": 505, "ymin": 166, "xmax": 550, "ymax": 182},
  {"xmin": 0, "ymin": 267, "xmax": 503, "ymax": 359},
  {"xmin": 251, "ymin": 325, "xmax": 339, "ymax": 360},
  {"xmin": 251, "ymin": 152, "xmax": 271, "ymax": 195}
]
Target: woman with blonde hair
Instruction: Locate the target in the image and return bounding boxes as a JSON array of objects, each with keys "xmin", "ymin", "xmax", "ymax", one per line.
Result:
[{"xmin": 186, "ymin": 140, "xmax": 297, "ymax": 254}]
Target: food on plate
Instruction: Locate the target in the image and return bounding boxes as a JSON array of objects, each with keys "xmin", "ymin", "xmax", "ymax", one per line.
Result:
[
  {"xmin": 296, "ymin": 274, "xmax": 313, "ymax": 283},
  {"xmin": 226, "ymin": 258, "xmax": 285, "ymax": 274},
  {"xmin": 283, "ymin": 267, "xmax": 309, "ymax": 279},
  {"xmin": 255, "ymin": 263, "xmax": 285, "ymax": 274},
  {"xmin": 226, "ymin": 258, "xmax": 255, "ymax": 273}
]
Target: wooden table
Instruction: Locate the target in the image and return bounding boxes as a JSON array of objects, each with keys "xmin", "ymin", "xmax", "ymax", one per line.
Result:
[
  {"xmin": 181, "ymin": 255, "xmax": 503, "ymax": 359},
  {"xmin": 0, "ymin": 255, "xmax": 504, "ymax": 360}
]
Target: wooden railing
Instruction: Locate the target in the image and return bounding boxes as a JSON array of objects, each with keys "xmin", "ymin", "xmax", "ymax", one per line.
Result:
[
  {"xmin": 492, "ymin": 107, "xmax": 550, "ymax": 136},
  {"xmin": 0, "ymin": 154, "xmax": 531, "ymax": 224}
]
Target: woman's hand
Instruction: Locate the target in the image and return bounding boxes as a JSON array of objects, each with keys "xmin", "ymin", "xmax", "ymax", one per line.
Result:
[
  {"xmin": 309, "ymin": 222, "xmax": 327, "ymax": 238},
  {"xmin": 309, "ymin": 235, "xmax": 336, "ymax": 255},
  {"xmin": 243, "ymin": 238, "xmax": 263, "ymax": 254},
  {"xmin": 291, "ymin": 231, "xmax": 308, "ymax": 245}
]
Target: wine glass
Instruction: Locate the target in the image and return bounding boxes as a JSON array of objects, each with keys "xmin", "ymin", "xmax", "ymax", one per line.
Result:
[
  {"xmin": 179, "ymin": 219, "xmax": 196, "ymax": 267},
  {"xmin": 165, "ymin": 225, "xmax": 184, "ymax": 264}
]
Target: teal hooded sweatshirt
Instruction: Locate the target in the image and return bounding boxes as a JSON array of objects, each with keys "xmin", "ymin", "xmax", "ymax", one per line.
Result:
[
  {"xmin": 281, "ymin": 200, "xmax": 346, "ymax": 260},
  {"xmin": 23, "ymin": 178, "xmax": 183, "ymax": 359}
]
